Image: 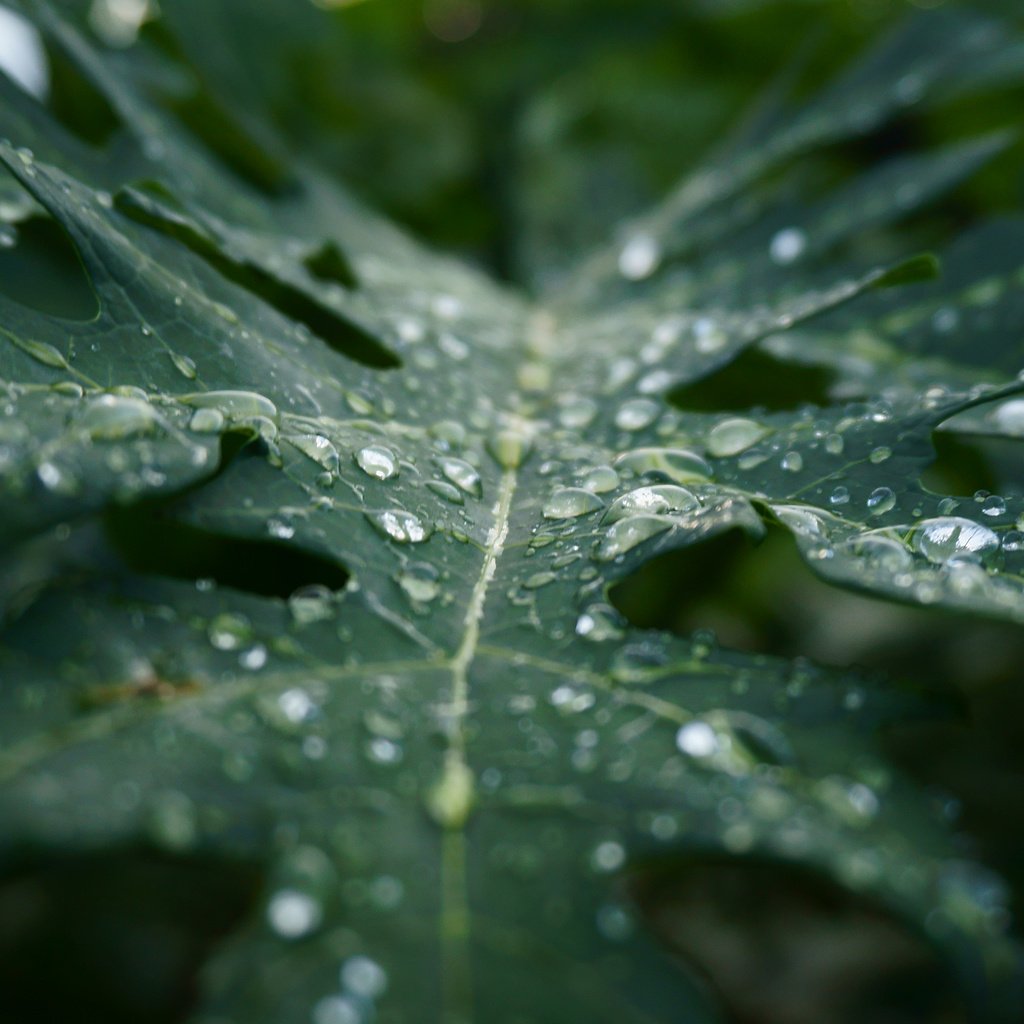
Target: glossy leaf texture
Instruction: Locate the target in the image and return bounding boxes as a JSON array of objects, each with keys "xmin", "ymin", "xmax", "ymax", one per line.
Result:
[{"xmin": 2, "ymin": 2, "xmax": 1024, "ymax": 1022}]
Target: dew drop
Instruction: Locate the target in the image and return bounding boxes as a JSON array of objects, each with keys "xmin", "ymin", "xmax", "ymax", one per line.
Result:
[
  {"xmin": 77, "ymin": 394, "xmax": 159, "ymax": 440},
  {"xmin": 614, "ymin": 398, "xmax": 660, "ymax": 431},
  {"xmin": 267, "ymin": 889, "xmax": 322, "ymax": 939},
  {"xmin": 438, "ymin": 456, "xmax": 482, "ymax": 497},
  {"xmin": 169, "ymin": 351, "xmax": 197, "ymax": 380},
  {"xmin": 706, "ymin": 417, "xmax": 769, "ymax": 457},
  {"xmin": 397, "ymin": 561, "xmax": 440, "ymax": 603},
  {"xmin": 618, "ymin": 234, "xmax": 661, "ymax": 280},
  {"xmin": 595, "ymin": 515, "xmax": 673, "ymax": 561},
  {"xmin": 604, "ymin": 484, "xmax": 699, "ymax": 522},
  {"xmin": 543, "ymin": 487, "xmax": 604, "ymax": 520},
  {"xmin": 355, "ymin": 445, "xmax": 398, "ymax": 481},
  {"xmin": 367, "ymin": 509, "xmax": 431, "ymax": 544},
  {"xmin": 866, "ymin": 486, "xmax": 896, "ymax": 515},
  {"xmin": 769, "ymin": 227, "xmax": 807, "ymax": 265},
  {"xmin": 914, "ymin": 516, "xmax": 999, "ymax": 565}
]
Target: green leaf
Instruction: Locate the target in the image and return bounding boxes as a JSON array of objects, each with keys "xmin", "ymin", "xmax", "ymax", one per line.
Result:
[{"xmin": 2, "ymin": 3, "xmax": 1024, "ymax": 1022}]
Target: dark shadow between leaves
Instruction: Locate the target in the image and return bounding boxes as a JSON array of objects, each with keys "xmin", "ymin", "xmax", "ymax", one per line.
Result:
[
  {"xmin": 0, "ymin": 850, "xmax": 262, "ymax": 1024},
  {"xmin": 669, "ymin": 346, "xmax": 835, "ymax": 414},
  {"xmin": 629, "ymin": 856, "xmax": 965, "ymax": 1024},
  {"xmin": 611, "ymin": 526, "xmax": 1024, "ymax": 939},
  {"xmin": 43, "ymin": 38, "xmax": 122, "ymax": 148},
  {"xmin": 105, "ymin": 504, "xmax": 349, "ymax": 600},
  {"xmin": 114, "ymin": 183, "xmax": 398, "ymax": 370},
  {"xmin": 0, "ymin": 213, "xmax": 99, "ymax": 320},
  {"xmin": 921, "ymin": 430, "xmax": 1024, "ymax": 499}
]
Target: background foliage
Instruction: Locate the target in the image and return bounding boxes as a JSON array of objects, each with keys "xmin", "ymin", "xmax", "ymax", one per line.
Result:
[{"xmin": 2, "ymin": 1, "xmax": 1024, "ymax": 1022}]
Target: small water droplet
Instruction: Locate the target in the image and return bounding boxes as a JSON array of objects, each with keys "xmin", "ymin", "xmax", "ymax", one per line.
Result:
[
  {"xmin": 769, "ymin": 226, "xmax": 807, "ymax": 265},
  {"xmin": 866, "ymin": 487, "xmax": 896, "ymax": 515},
  {"xmin": 780, "ymin": 451, "xmax": 803, "ymax": 473},
  {"xmin": 614, "ymin": 398, "xmax": 660, "ymax": 431},
  {"xmin": 397, "ymin": 562, "xmax": 440, "ymax": 603},
  {"xmin": 169, "ymin": 351, "xmax": 197, "ymax": 379},
  {"xmin": 438, "ymin": 456, "xmax": 481, "ymax": 497},
  {"xmin": 267, "ymin": 889, "xmax": 322, "ymax": 939},
  {"xmin": 618, "ymin": 234, "xmax": 660, "ymax": 280}
]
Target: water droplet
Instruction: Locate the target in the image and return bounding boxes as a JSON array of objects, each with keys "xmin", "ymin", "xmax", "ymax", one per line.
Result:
[
  {"xmin": 829, "ymin": 486, "xmax": 850, "ymax": 505},
  {"xmin": 313, "ymin": 995, "xmax": 361, "ymax": 1024},
  {"xmin": 77, "ymin": 394, "xmax": 159, "ymax": 440},
  {"xmin": 575, "ymin": 604, "xmax": 625, "ymax": 642},
  {"xmin": 780, "ymin": 451, "xmax": 803, "ymax": 473},
  {"xmin": 188, "ymin": 407, "xmax": 225, "ymax": 433},
  {"xmin": 982, "ymin": 495, "xmax": 1006, "ymax": 518},
  {"xmin": 557, "ymin": 394, "xmax": 598, "ymax": 429},
  {"xmin": 208, "ymin": 612, "xmax": 252, "ymax": 650},
  {"xmin": 169, "ymin": 351, "xmax": 197, "ymax": 379},
  {"xmin": 769, "ymin": 227, "xmax": 807, "ymax": 265},
  {"xmin": 604, "ymin": 484, "xmax": 699, "ymax": 523},
  {"xmin": 367, "ymin": 509, "xmax": 431, "ymax": 544},
  {"xmin": 618, "ymin": 233, "xmax": 660, "ymax": 280},
  {"xmin": 693, "ymin": 317, "xmax": 727, "ymax": 353},
  {"xmin": 824, "ymin": 433, "xmax": 844, "ymax": 455},
  {"xmin": 914, "ymin": 516, "xmax": 999, "ymax": 565},
  {"xmin": 426, "ymin": 479, "xmax": 463, "ymax": 504},
  {"xmin": 869, "ymin": 446, "xmax": 892, "ymax": 464},
  {"xmin": 706, "ymin": 417, "xmax": 769, "ymax": 457},
  {"xmin": 614, "ymin": 446, "xmax": 711, "ymax": 483},
  {"xmin": 267, "ymin": 888, "xmax": 322, "ymax": 939},
  {"xmin": 866, "ymin": 487, "xmax": 896, "ymax": 515},
  {"xmin": 182, "ymin": 389, "xmax": 278, "ymax": 422},
  {"xmin": 340, "ymin": 955, "xmax": 388, "ymax": 999},
  {"xmin": 543, "ymin": 487, "xmax": 604, "ymax": 520},
  {"xmin": 590, "ymin": 840, "xmax": 626, "ymax": 873},
  {"xmin": 523, "ymin": 570, "xmax": 556, "ymax": 590},
  {"xmin": 993, "ymin": 399, "xmax": 1024, "ymax": 436},
  {"xmin": 20, "ymin": 337, "xmax": 70, "ymax": 369},
  {"xmin": 355, "ymin": 445, "xmax": 398, "ymax": 480},
  {"xmin": 614, "ymin": 398, "xmax": 660, "ymax": 431},
  {"xmin": 287, "ymin": 433, "xmax": 340, "ymax": 472},
  {"xmin": 288, "ymin": 584, "xmax": 336, "ymax": 625},
  {"xmin": 487, "ymin": 427, "xmax": 532, "ymax": 469},
  {"xmin": 595, "ymin": 515, "xmax": 673, "ymax": 561},
  {"xmin": 425, "ymin": 759, "xmax": 475, "ymax": 829},
  {"xmin": 676, "ymin": 720, "xmax": 719, "ymax": 757},
  {"xmin": 438, "ymin": 456, "xmax": 482, "ymax": 497},
  {"xmin": 267, "ymin": 518, "xmax": 295, "ymax": 540},
  {"xmin": 579, "ymin": 465, "xmax": 619, "ymax": 493},
  {"xmin": 397, "ymin": 562, "xmax": 440, "ymax": 603}
]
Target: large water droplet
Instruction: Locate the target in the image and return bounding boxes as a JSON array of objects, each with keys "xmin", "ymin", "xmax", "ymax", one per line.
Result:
[
  {"xmin": 706, "ymin": 417, "xmax": 769, "ymax": 457},
  {"xmin": 604, "ymin": 484, "xmax": 699, "ymax": 523},
  {"xmin": 289, "ymin": 433, "xmax": 340, "ymax": 472},
  {"xmin": 182, "ymin": 389, "xmax": 278, "ymax": 422},
  {"xmin": 355, "ymin": 445, "xmax": 398, "ymax": 480},
  {"xmin": 288, "ymin": 584, "xmax": 337, "ymax": 625},
  {"xmin": 914, "ymin": 516, "xmax": 999, "ymax": 565},
  {"xmin": 77, "ymin": 394, "xmax": 159, "ymax": 440},
  {"xmin": 543, "ymin": 487, "xmax": 604, "ymax": 520},
  {"xmin": 595, "ymin": 515, "xmax": 673, "ymax": 561},
  {"xmin": 367, "ymin": 509, "xmax": 431, "ymax": 543},
  {"xmin": 487, "ymin": 427, "xmax": 532, "ymax": 469},
  {"xmin": 614, "ymin": 446, "xmax": 711, "ymax": 483}
]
